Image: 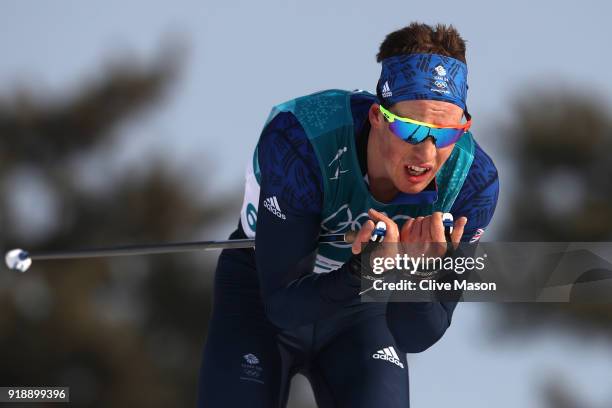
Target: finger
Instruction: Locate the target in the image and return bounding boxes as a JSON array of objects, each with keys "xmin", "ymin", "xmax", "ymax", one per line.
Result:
[
  {"xmin": 400, "ymin": 217, "xmax": 414, "ymax": 241},
  {"xmin": 407, "ymin": 217, "xmax": 423, "ymax": 243},
  {"xmin": 352, "ymin": 220, "xmax": 375, "ymax": 254},
  {"xmin": 368, "ymin": 209, "xmax": 399, "ymax": 241},
  {"xmin": 421, "ymin": 216, "xmax": 432, "ymax": 242},
  {"xmin": 450, "ymin": 217, "xmax": 468, "ymax": 246},
  {"xmin": 415, "ymin": 217, "xmax": 424, "ymax": 237},
  {"xmin": 430, "ymin": 212, "xmax": 445, "ymax": 243}
]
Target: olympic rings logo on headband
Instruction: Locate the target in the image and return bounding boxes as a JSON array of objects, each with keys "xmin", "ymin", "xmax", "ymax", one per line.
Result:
[{"xmin": 434, "ymin": 80, "xmax": 447, "ymax": 89}]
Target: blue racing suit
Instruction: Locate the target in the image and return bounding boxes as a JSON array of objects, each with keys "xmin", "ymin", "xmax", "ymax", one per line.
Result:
[{"xmin": 198, "ymin": 90, "xmax": 499, "ymax": 407}]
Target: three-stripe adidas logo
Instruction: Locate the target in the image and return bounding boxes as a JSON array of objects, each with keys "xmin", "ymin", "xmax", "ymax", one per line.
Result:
[
  {"xmin": 381, "ymin": 81, "xmax": 392, "ymax": 98},
  {"xmin": 372, "ymin": 346, "xmax": 404, "ymax": 368},
  {"xmin": 263, "ymin": 196, "xmax": 286, "ymax": 220}
]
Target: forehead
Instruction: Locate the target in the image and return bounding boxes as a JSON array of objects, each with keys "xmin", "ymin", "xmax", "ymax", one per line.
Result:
[{"xmin": 390, "ymin": 100, "xmax": 463, "ymax": 124}]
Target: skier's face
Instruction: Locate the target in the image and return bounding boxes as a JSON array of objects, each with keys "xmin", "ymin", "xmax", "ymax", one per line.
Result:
[{"xmin": 369, "ymin": 100, "xmax": 464, "ymax": 194}]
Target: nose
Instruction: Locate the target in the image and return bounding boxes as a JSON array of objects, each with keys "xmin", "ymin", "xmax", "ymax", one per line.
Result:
[{"xmin": 408, "ymin": 138, "xmax": 437, "ymax": 162}]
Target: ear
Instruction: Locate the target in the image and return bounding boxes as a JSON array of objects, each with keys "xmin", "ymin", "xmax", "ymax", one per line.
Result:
[{"xmin": 368, "ymin": 103, "xmax": 384, "ymax": 128}]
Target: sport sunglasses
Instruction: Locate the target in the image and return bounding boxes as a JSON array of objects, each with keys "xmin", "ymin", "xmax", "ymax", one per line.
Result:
[{"xmin": 379, "ymin": 104, "xmax": 472, "ymax": 148}]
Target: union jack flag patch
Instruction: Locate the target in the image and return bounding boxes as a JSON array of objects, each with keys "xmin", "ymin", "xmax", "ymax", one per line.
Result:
[{"xmin": 469, "ymin": 228, "xmax": 485, "ymax": 243}]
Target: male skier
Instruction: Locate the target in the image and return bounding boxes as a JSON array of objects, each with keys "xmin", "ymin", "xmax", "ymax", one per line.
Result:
[{"xmin": 198, "ymin": 22, "xmax": 499, "ymax": 407}]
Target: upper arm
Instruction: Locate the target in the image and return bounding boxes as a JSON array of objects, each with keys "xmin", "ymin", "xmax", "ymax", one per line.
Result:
[
  {"xmin": 452, "ymin": 143, "xmax": 500, "ymax": 243},
  {"xmin": 254, "ymin": 112, "xmax": 364, "ymax": 329},
  {"xmin": 254, "ymin": 111, "xmax": 323, "ymax": 296},
  {"xmin": 257, "ymin": 111, "xmax": 322, "ymax": 215}
]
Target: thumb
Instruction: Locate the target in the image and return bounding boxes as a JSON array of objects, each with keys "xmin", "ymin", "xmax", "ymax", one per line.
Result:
[{"xmin": 352, "ymin": 220, "xmax": 375, "ymax": 255}]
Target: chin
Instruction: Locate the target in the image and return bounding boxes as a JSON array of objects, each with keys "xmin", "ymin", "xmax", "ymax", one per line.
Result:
[
  {"xmin": 396, "ymin": 179, "xmax": 430, "ymax": 194},
  {"xmin": 393, "ymin": 168, "xmax": 436, "ymax": 193}
]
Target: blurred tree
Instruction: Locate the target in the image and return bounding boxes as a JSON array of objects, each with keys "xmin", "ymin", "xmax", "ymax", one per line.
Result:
[
  {"xmin": 0, "ymin": 45, "xmax": 238, "ymax": 407},
  {"xmin": 496, "ymin": 89, "xmax": 612, "ymax": 407},
  {"xmin": 542, "ymin": 378, "xmax": 587, "ymax": 408},
  {"xmin": 503, "ymin": 90, "xmax": 612, "ymax": 241}
]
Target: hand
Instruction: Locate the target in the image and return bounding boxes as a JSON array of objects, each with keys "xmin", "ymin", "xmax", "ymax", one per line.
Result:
[
  {"xmin": 400, "ymin": 212, "xmax": 467, "ymax": 258},
  {"xmin": 351, "ymin": 209, "xmax": 400, "ymax": 255},
  {"xmin": 350, "ymin": 209, "xmax": 403, "ymax": 276}
]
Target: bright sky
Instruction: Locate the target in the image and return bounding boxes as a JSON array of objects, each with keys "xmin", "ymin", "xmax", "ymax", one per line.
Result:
[{"xmin": 2, "ymin": 0, "xmax": 611, "ymax": 406}]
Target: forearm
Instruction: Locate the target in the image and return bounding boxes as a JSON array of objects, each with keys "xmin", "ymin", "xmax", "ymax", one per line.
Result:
[
  {"xmin": 256, "ymin": 203, "xmax": 363, "ymax": 329},
  {"xmin": 386, "ymin": 300, "xmax": 456, "ymax": 353},
  {"xmin": 385, "ymin": 226, "xmax": 478, "ymax": 353},
  {"xmin": 263, "ymin": 258, "xmax": 361, "ymax": 329}
]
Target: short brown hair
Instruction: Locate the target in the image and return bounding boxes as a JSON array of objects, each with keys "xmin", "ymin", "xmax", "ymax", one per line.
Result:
[{"xmin": 376, "ymin": 22, "xmax": 467, "ymax": 63}]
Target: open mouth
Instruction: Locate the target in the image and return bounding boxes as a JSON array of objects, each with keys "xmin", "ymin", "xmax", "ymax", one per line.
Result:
[{"xmin": 405, "ymin": 164, "xmax": 431, "ymax": 177}]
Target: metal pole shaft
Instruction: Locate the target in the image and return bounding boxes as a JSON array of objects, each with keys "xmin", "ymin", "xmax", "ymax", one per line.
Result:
[{"xmin": 24, "ymin": 232, "xmax": 355, "ymax": 261}]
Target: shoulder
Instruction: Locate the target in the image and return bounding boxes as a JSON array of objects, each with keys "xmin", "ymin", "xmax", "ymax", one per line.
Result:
[
  {"xmin": 259, "ymin": 111, "xmax": 308, "ymax": 151},
  {"xmin": 256, "ymin": 90, "xmax": 376, "ymax": 213},
  {"xmin": 459, "ymin": 140, "xmax": 499, "ymax": 200},
  {"xmin": 257, "ymin": 111, "xmax": 323, "ymax": 214},
  {"xmin": 350, "ymin": 90, "xmax": 376, "ymax": 118},
  {"xmin": 451, "ymin": 139, "xmax": 500, "ymax": 233}
]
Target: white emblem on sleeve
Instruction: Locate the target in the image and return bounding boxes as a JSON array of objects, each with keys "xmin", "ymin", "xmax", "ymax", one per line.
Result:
[{"xmin": 263, "ymin": 196, "xmax": 286, "ymax": 220}]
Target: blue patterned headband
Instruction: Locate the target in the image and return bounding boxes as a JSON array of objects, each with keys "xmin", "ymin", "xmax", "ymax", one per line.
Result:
[{"xmin": 376, "ymin": 53, "xmax": 468, "ymax": 110}]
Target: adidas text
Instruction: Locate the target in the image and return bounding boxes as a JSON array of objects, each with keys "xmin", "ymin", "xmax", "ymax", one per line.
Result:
[
  {"xmin": 263, "ymin": 196, "xmax": 286, "ymax": 220},
  {"xmin": 372, "ymin": 347, "xmax": 404, "ymax": 368}
]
